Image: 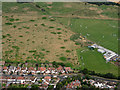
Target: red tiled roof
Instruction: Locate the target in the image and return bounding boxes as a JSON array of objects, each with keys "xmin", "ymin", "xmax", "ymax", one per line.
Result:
[
  {"xmin": 17, "ymin": 67, "xmax": 20, "ymax": 70},
  {"xmin": 29, "ymin": 67, "xmax": 34, "ymax": 70},
  {"xmin": 57, "ymin": 66, "xmax": 63, "ymax": 70},
  {"xmin": 21, "ymin": 67, "xmax": 26, "ymax": 70},
  {"xmin": 44, "ymin": 76, "xmax": 51, "ymax": 79},
  {"xmin": 3, "ymin": 66, "xmax": 7, "ymax": 70},
  {"xmin": 38, "ymin": 67, "xmax": 46, "ymax": 71},
  {"xmin": 64, "ymin": 67, "xmax": 72, "ymax": 71},
  {"xmin": 17, "ymin": 77, "xmax": 24, "ymax": 80},
  {"xmin": 48, "ymin": 67, "xmax": 55, "ymax": 70}
]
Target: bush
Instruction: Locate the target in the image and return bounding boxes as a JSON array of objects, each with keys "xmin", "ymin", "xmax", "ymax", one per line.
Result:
[
  {"xmin": 70, "ymin": 34, "xmax": 80, "ymax": 41},
  {"xmin": 64, "ymin": 39, "xmax": 68, "ymax": 42},
  {"xmin": 34, "ymin": 24, "xmax": 37, "ymax": 26},
  {"xmin": 5, "ymin": 22, "xmax": 12, "ymax": 25},
  {"xmin": 57, "ymin": 32, "xmax": 62, "ymax": 34},
  {"xmin": 2, "ymin": 42, "xmax": 5, "ymax": 44},
  {"xmin": 60, "ymin": 46, "xmax": 65, "ymax": 49},
  {"xmin": 12, "ymin": 46, "xmax": 20, "ymax": 50},
  {"xmin": 46, "ymin": 51, "xmax": 50, "ymax": 53},
  {"xmin": 42, "ymin": 49, "xmax": 45, "ymax": 51},
  {"xmin": 59, "ymin": 57, "xmax": 66, "ymax": 61},
  {"xmin": 30, "ymin": 20, "xmax": 35, "ymax": 22},
  {"xmin": 16, "ymin": 19, "xmax": 19, "ymax": 21},
  {"xmin": 49, "ymin": 26, "xmax": 54, "ymax": 28},
  {"xmin": 2, "ymin": 35, "xmax": 6, "ymax": 39},
  {"xmin": 58, "ymin": 38, "xmax": 61, "ymax": 40},
  {"xmin": 51, "ymin": 32, "xmax": 56, "ymax": 34},
  {"xmin": 9, "ymin": 18, "xmax": 14, "ymax": 22},
  {"xmin": 29, "ymin": 50, "xmax": 36, "ymax": 53},
  {"xmin": 19, "ymin": 35, "xmax": 23, "ymax": 37},
  {"xmin": 36, "ymin": 4, "xmax": 40, "ymax": 8},
  {"xmin": 13, "ymin": 25, "xmax": 16, "ymax": 28},
  {"xmin": 75, "ymin": 42, "xmax": 81, "ymax": 45},
  {"xmin": 41, "ymin": 23, "xmax": 45, "ymax": 26},
  {"xmin": 6, "ymin": 34, "xmax": 11, "ymax": 36},
  {"xmin": 66, "ymin": 50, "xmax": 71, "ymax": 53},
  {"xmin": 50, "ymin": 19, "xmax": 55, "ymax": 21},
  {"xmin": 42, "ymin": 17, "xmax": 47, "ymax": 19},
  {"xmin": 57, "ymin": 28, "xmax": 61, "ymax": 30}
]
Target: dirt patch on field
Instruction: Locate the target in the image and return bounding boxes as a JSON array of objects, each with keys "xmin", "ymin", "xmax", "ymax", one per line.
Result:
[
  {"xmin": 11, "ymin": 6, "xmax": 18, "ymax": 10},
  {"xmin": 89, "ymin": 7, "xmax": 98, "ymax": 10},
  {"xmin": 46, "ymin": 2, "xmax": 53, "ymax": 4},
  {"xmin": 64, "ymin": 4, "xmax": 72, "ymax": 8},
  {"xmin": 99, "ymin": 15, "xmax": 108, "ymax": 18},
  {"xmin": 47, "ymin": 6, "xmax": 52, "ymax": 9},
  {"xmin": 23, "ymin": 7, "xmax": 29, "ymax": 11},
  {"xmin": 27, "ymin": 11, "xmax": 38, "ymax": 14},
  {"xmin": 97, "ymin": 10, "xmax": 103, "ymax": 14}
]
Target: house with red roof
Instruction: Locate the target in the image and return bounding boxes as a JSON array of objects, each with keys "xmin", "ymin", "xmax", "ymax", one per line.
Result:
[
  {"xmin": 29, "ymin": 67, "xmax": 36, "ymax": 74},
  {"xmin": 48, "ymin": 67, "xmax": 56, "ymax": 74},
  {"xmin": 42, "ymin": 76, "xmax": 51, "ymax": 85},
  {"xmin": 57, "ymin": 66, "xmax": 65, "ymax": 74},
  {"xmin": 66, "ymin": 80, "xmax": 81, "ymax": 89},
  {"xmin": 21, "ymin": 67, "xmax": 27, "ymax": 73},
  {"xmin": 3, "ymin": 66, "xmax": 8, "ymax": 72},
  {"xmin": 15, "ymin": 67, "xmax": 21, "ymax": 74},
  {"xmin": 39, "ymin": 67, "xmax": 46, "ymax": 73},
  {"xmin": 17, "ymin": 76, "xmax": 25, "ymax": 84},
  {"xmin": 64, "ymin": 67, "xmax": 73, "ymax": 73}
]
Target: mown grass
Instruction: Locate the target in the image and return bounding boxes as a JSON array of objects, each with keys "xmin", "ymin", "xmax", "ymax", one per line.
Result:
[
  {"xmin": 77, "ymin": 47, "xmax": 118, "ymax": 76},
  {"xmin": 70, "ymin": 18, "xmax": 118, "ymax": 53},
  {"xmin": 3, "ymin": 2, "xmax": 118, "ymax": 18}
]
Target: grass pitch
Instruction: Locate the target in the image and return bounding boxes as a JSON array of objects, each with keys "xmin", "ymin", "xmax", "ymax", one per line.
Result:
[
  {"xmin": 70, "ymin": 18, "xmax": 118, "ymax": 53},
  {"xmin": 77, "ymin": 47, "xmax": 118, "ymax": 76}
]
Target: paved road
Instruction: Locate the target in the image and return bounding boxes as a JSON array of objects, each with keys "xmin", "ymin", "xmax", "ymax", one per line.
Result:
[{"xmin": 1, "ymin": 73, "xmax": 120, "ymax": 83}]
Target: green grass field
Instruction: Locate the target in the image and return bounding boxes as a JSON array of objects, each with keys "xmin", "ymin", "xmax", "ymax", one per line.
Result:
[
  {"xmin": 2, "ymin": 2, "xmax": 119, "ymax": 75},
  {"xmin": 77, "ymin": 47, "xmax": 118, "ymax": 76},
  {"xmin": 70, "ymin": 18, "xmax": 118, "ymax": 53}
]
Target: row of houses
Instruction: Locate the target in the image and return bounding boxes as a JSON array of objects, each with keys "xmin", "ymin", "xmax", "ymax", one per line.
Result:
[
  {"xmin": 65, "ymin": 79, "xmax": 117, "ymax": 89},
  {"xmin": 1, "ymin": 75, "xmax": 60, "ymax": 89},
  {"xmin": 1, "ymin": 65, "xmax": 73, "ymax": 75},
  {"xmin": 83, "ymin": 79, "xmax": 117, "ymax": 88},
  {"xmin": 90, "ymin": 44, "xmax": 118, "ymax": 62},
  {"xmin": 65, "ymin": 80, "xmax": 81, "ymax": 89}
]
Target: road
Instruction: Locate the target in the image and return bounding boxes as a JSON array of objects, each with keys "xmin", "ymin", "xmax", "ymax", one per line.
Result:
[{"xmin": 1, "ymin": 73, "xmax": 120, "ymax": 83}]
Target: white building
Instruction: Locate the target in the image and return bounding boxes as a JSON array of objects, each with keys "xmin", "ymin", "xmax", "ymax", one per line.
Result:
[{"xmin": 97, "ymin": 49, "xmax": 105, "ymax": 54}]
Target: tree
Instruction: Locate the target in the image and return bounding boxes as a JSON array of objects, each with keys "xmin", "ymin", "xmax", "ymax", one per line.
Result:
[
  {"xmin": 82, "ymin": 68, "xmax": 88, "ymax": 74},
  {"xmin": 85, "ymin": 74, "xmax": 91, "ymax": 80},
  {"xmin": 3, "ymin": 71, "xmax": 5, "ymax": 74},
  {"xmin": 31, "ymin": 84, "xmax": 38, "ymax": 88},
  {"xmin": 82, "ymin": 84, "xmax": 89, "ymax": 89},
  {"xmin": 48, "ymin": 85, "xmax": 54, "ymax": 90},
  {"xmin": 17, "ymin": 71, "xmax": 19, "ymax": 75},
  {"xmin": 10, "ymin": 71, "xmax": 13, "ymax": 75}
]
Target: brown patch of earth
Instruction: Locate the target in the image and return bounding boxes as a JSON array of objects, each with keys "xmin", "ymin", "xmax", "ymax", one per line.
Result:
[
  {"xmin": 97, "ymin": 10, "xmax": 103, "ymax": 14},
  {"xmin": 89, "ymin": 7, "xmax": 98, "ymax": 10},
  {"xmin": 27, "ymin": 11, "xmax": 38, "ymax": 14},
  {"xmin": 64, "ymin": 4, "xmax": 72, "ymax": 8},
  {"xmin": 46, "ymin": 2, "xmax": 53, "ymax": 4},
  {"xmin": 23, "ymin": 7, "xmax": 29, "ymax": 11},
  {"xmin": 47, "ymin": 6, "xmax": 52, "ymax": 9},
  {"xmin": 11, "ymin": 6, "xmax": 18, "ymax": 10}
]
